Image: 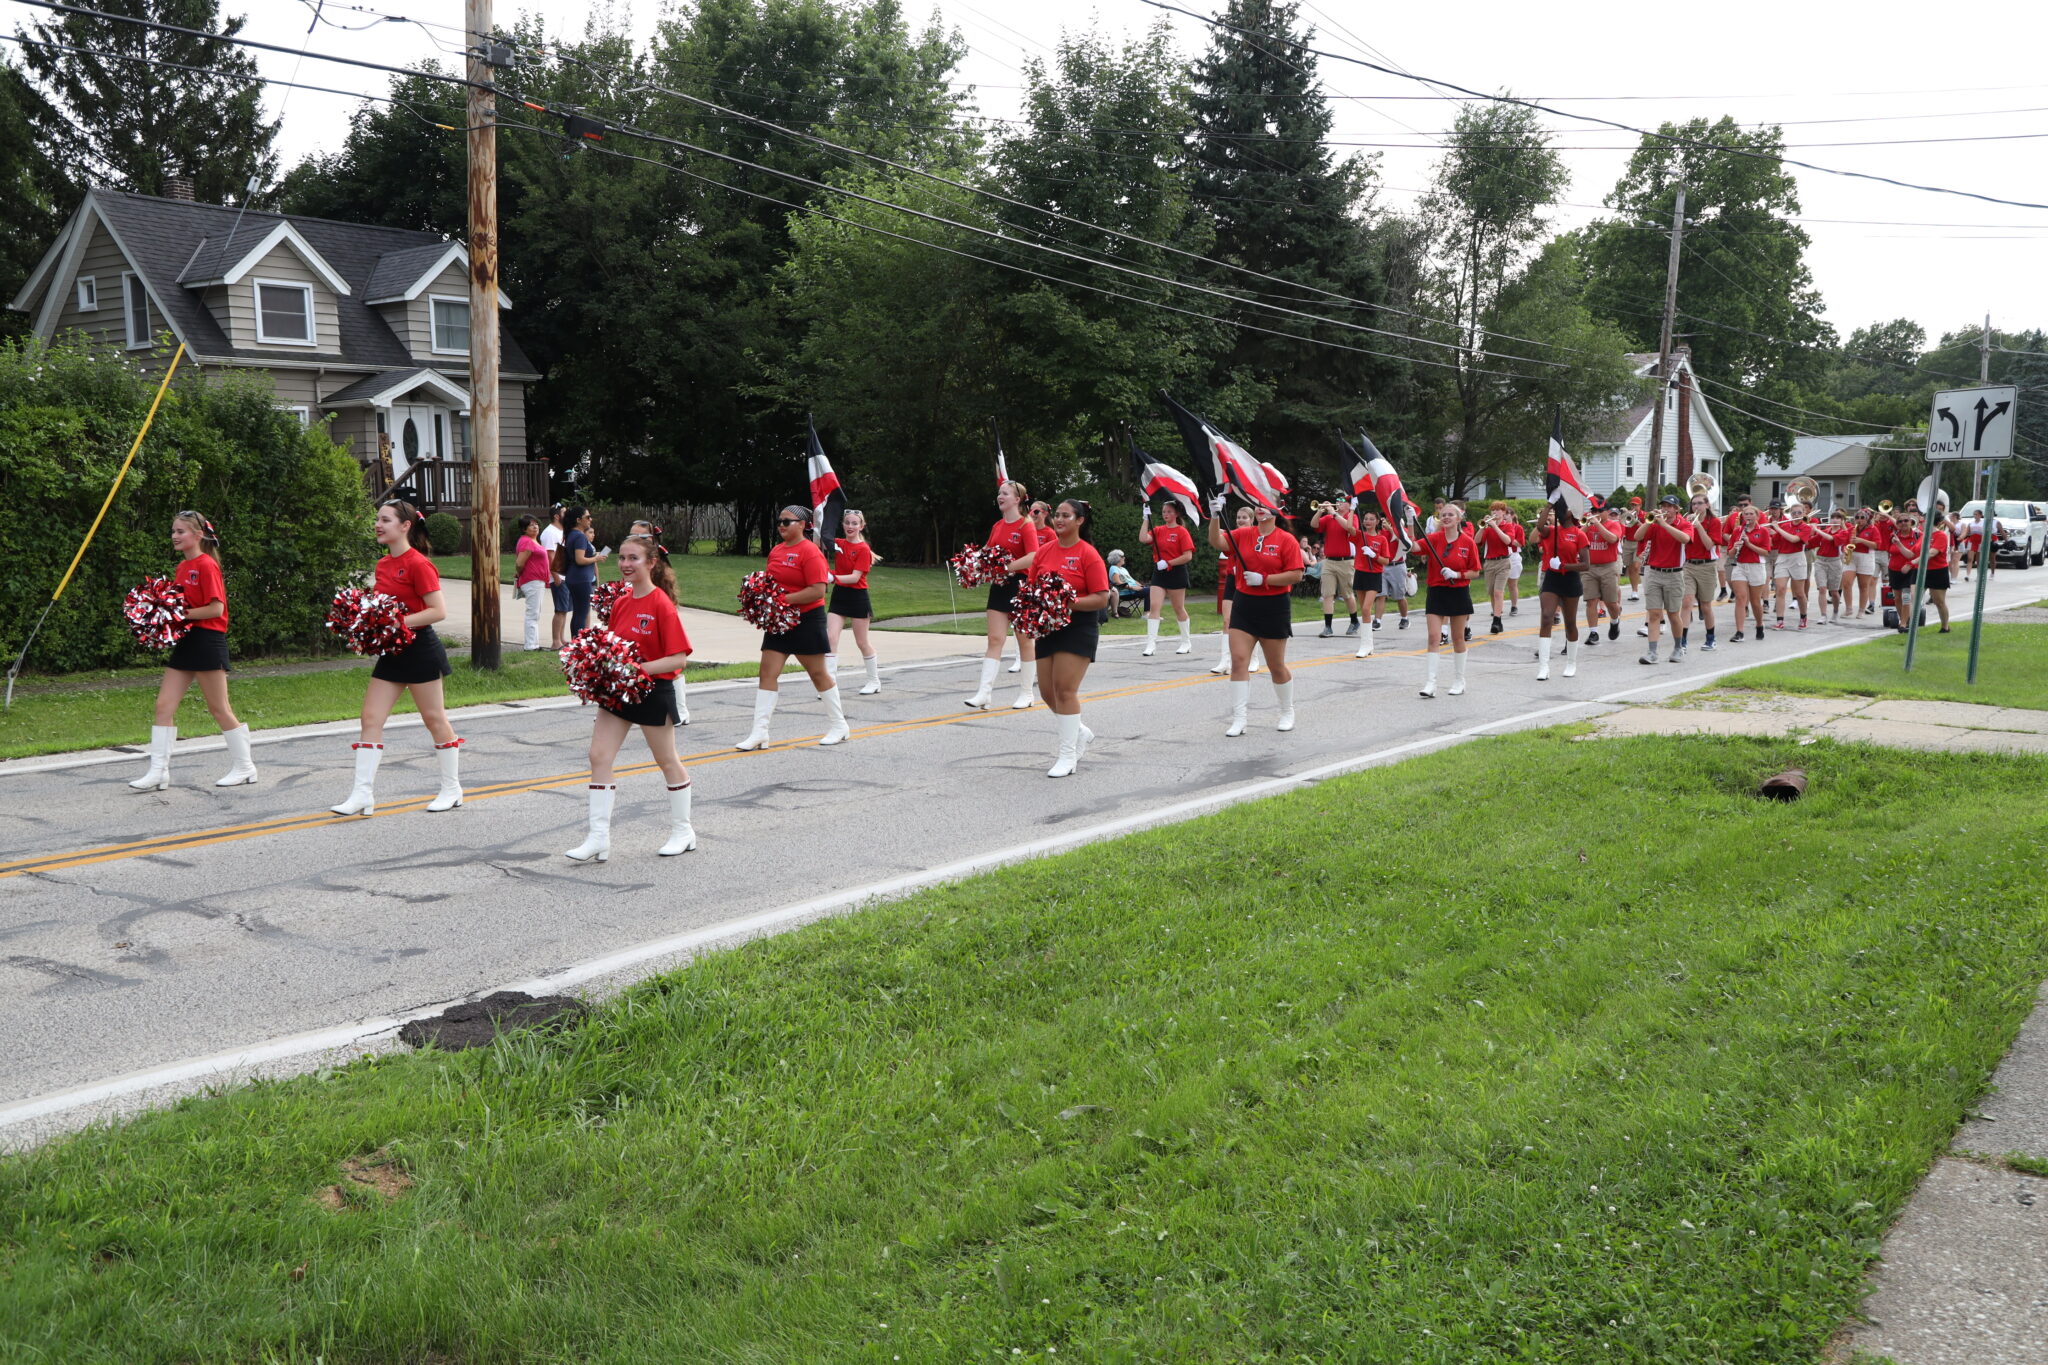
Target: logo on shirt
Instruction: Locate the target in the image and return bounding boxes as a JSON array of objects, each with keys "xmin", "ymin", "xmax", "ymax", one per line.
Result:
[{"xmin": 632, "ymin": 613, "xmax": 655, "ymax": 633}]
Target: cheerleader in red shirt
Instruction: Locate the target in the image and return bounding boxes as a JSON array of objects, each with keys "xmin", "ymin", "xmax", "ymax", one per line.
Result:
[
  {"xmin": 1137, "ymin": 498, "xmax": 1197, "ymax": 657},
  {"xmin": 1417, "ymin": 503, "xmax": 1481, "ymax": 698},
  {"xmin": 735, "ymin": 505, "xmax": 847, "ymax": 750},
  {"xmin": 826, "ymin": 508, "xmax": 883, "ymax": 696},
  {"xmin": 1532, "ymin": 505, "xmax": 1593, "ymax": 680},
  {"xmin": 565, "ymin": 535, "xmax": 699, "ymax": 861},
  {"xmin": 127, "ymin": 510, "xmax": 257, "ymax": 792},
  {"xmin": 967, "ymin": 481, "xmax": 1042, "ymax": 710},
  {"xmin": 1207, "ymin": 505, "xmax": 1265, "ymax": 675},
  {"xmin": 329, "ymin": 501, "xmax": 462, "ymax": 817},
  {"xmin": 1350, "ymin": 511, "xmax": 1394, "ymax": 659},
  {"xmin": 1033, "ymin": 499, "xmax": 1114, "ymax": 777},
  {"xmin": 1206, "ymin": 492, "xmax": 1305, "ymax": 735}
]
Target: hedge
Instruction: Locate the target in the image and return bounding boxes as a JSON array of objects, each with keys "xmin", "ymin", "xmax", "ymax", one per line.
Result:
[{"xmin": 0, "ymin": 336, "xmax": 377, "ymax": 673}]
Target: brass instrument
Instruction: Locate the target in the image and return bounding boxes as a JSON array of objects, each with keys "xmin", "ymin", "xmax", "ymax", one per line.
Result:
[
  {"xmin": 1877, "ymin": 499, "xmax": 1894, "ymax": 515},
  {"xmin": 1784, "ymin": 476, "xmax": 1819, "ymax": 517},
  {"xmin": 1686, "ymin": 471, "xmax": 1717, "ymax": 502}
]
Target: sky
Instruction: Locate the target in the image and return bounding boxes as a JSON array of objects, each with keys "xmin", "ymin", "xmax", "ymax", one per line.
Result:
[{"xmin": 198, "ymin": 0, "xmax": 2048, "ymax": 352}]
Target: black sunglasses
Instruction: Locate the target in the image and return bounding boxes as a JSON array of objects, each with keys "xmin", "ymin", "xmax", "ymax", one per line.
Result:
[{"xmin": 776, "ymin": 518, "xmax": 803, "ymax": 526}]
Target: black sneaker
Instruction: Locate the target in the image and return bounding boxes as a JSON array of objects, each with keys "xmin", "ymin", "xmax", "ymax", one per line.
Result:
[
  {"xmin": 1372, "ymin": 619, "xmax": 1382, "ymax": 631},
  {"xmin": 1345, "ymin": 619, "xmax": 1361, "ymax": 636},
  {"xmin": 1398, "ymin": 617, "xmax": 1410, "ymax": 630},
  {"xmin": 1730, "ymin": 630, "xmax": 1743, "ymax": 642},
  {"xmin": 1464, "ymin": 627, "xmax": 1472, "ymax": 642},
  {"xmin": 1584, "ymin": 632, "xmax": 1598, "ymax": 646},
  {"xmin": 1608, "ymin": 622, "xmax": 1619, "ymax": 640},
  {"xmin": 1490, "ymin": 616, "xmax": 1504, "ymax": 635}
]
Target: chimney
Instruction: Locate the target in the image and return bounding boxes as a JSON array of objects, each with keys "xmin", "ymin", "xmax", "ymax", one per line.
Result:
[{"xmin": 164, "ymin": 175, "xmax": 196, "ymax": 202}]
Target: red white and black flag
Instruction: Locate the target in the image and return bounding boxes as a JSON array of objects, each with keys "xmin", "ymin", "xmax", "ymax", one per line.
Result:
[
  {"xmin": 806, "ymin": 415, "xmax": 845, "ymax": 546},
  {"xmin": 1158, "ymin": 390, "xmax": 1285, "ymax": 512},
  {"xmin": 991, "ymin": 418, "xmax": 1010, "ymax": 490},
  {"xmin": 1343, "ymin": 428, "xmax": 1417, "ymax": 547},
  {"xmin": 1127, "ymin": 431, "xmax": 1202, "ymax": 525},
  {"xmin": 1544, "ymin": 409, "xmax": 1592, "ymax": 520}
]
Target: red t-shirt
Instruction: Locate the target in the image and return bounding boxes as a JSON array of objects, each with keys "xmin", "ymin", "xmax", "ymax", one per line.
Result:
[
  {"xmin": 1685, "ymin": 514, "xmax": 1722, "ymax": 562},
  {"xmin": 1539, "ymin": 525, "xmax": 1590, "ymax": 571},
  {"xmin": 375, "ymin": 547, "xmax": 440, "ymax": 615},
  {"xmin": 1635, "ymin": 519, "xmax": 1689, "ymax": 571},
  {"xmin": 1217, "ymin": 551, "xmax": 1236, "ymax": 585},
  {"xmin": 176, "ymin": 552, "xmax": 227, "ymax": 633},
  {"xmin": 1312, "ymin": 512, "xmax": 1357, "ymax": 560},
  {"xmin": 1886, "ymin": 535, "xmax": 1922, "ymax": 573},
  {"xmin": 1813, "ymin": 525, "xmax": 1849, "ymax": 559},
  {"xmin": 766, "ymin": 538, "xmax": 831, "ymax": 614},
  {"xmin": 1507, "ymin": 522, "xmax": 1527, "ymax": 550},
  {"xmin": 1036, "ymin": 539, "xmax": 1110, "ymax": 598},
  {"xmin": 832, "ymin": 538, "xmax": 873, "ymax": 590},
  {"xmin": 1227, "ymin": 526, "xmax": 1304, "ymax": 597},
  {"xmin": 1774, "ymin": 521, "xmax": 1812, "ymax": 551},
  {"xmin": 514, "ymin": 535, "xmax": 551, "ymax": 587},
  {"xmin": 1477, "ymin": 521, "xmax": 1517, "ymax": 558},
  {"xmin": 1734, "ymin": 525, "xmax": 1769, "ymax": 565},
  {"xmin": 1352, "ymin": 530, "xmax": 1395, "ymax": 572},
  {"xmin": 1867, "ymin": 520, "xmax": 1894, "ymax": 553},
  {"xmin": 1423, "ymin": 528, "xmax": 1480, "ymax": 588},
  {"xmin": 986, "ymin": 516, "xmax": 1039, "ymax": 566},
  {"xmin": 1148, "ymin": 522, "xmax": 1195, "ymax": 568},
  {"xmin": 608, "ymin": 586, "xmax": 692, "ymax": 680},
  {"xmin": 1587, "ymin": 517, "xmax": 1624, "ymax": 566},
  {"xmin": 1926, "ymin": 530, "xmax": 1952, "ymax": 572}
]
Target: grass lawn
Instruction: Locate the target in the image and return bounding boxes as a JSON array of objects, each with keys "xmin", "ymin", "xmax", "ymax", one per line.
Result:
[
  {"xmin": 6, "ymin": 731, "xmax": 2045, "ymax": 1362},
  {"xmin": 0, "ymin": 653, "xmax": 779, "ymax": 761},
  {"xmin": 1713, "ymin": 622, "xmax": 2048, "ymax": 712}
]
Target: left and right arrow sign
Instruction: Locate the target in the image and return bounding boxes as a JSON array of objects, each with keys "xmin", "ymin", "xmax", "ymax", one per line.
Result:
[{"xmin": 1926, "ymin": 385, "xmax": 2018, "ymax": 461}]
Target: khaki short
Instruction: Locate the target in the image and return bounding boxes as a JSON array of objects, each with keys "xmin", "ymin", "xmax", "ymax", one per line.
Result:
[
  {"xmin": 1318, "ymin": 557, "xmax": 1354, "ymax": 606},
  {"xmin": 1850, "ymin": 551, "xmax": 1877, "ymax": 576},
  {"xmin": 1644, "ymin": 567, "xmax": 1686, "ymax": 613},
  {"xmin": 1683, "ymin": 560, "xmax": 1718, "ymax": 604},
  {"xmin": 1585, "ymin": 561, "xmax": 1620, "ymax": 603},
  {"xmin": 1815, "ymin": 556, "xmax": 1844, "ymax": 590},
  {"xmin": 1777, "ymin": 554, "xmax": 1810, "ymax": 582},
  {"xmin": 1481, "ymin": 556, "xmax": 1514, "ymax": 597},
  {"xmin": 1732, "ymin": 561, "xmax": 1767, "ymax": 588}
]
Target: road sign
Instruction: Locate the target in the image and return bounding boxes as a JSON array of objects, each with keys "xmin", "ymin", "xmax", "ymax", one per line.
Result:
[{"xmin": 1925, "ymin": 385, "xmax": 2017, "ymax": 461}]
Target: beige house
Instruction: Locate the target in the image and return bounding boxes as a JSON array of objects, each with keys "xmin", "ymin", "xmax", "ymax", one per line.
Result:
[{"xmin": 8, "ymin": 187, "xmax": 547, "ymax": 513}]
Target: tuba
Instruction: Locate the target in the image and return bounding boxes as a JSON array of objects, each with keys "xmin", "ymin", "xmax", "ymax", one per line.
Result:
[
  {"xmin": 1686, "ymin": 471, "xmax": 1717, "ymax": 512},
  {"xmin": 1784, "ymin": 476, "xmax": 1819, "ymax": 516}
]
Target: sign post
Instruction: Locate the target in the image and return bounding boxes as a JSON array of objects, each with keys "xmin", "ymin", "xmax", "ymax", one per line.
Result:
[{"xmin": 1922, "ymin": 384, "xmax": 2017, "ymax": 683}]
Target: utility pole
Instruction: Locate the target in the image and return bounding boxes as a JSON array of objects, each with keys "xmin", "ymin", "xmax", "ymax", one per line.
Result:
[
  {"xmin": 1975, "ymin": 313, "xmax": 1991, "ymax": 504},
  {"xmin": 1645, "ymin": 186, "xmax": 1686, "ymax": 501},
  {"xmin": 465, "ymin": 0, "xmax": 502, "ymax": 670}
]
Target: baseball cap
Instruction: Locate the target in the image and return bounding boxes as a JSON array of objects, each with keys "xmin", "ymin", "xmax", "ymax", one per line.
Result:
[{"xmin": 1659, "ymin": 494, "xmax": 1681, "ymax": 507}]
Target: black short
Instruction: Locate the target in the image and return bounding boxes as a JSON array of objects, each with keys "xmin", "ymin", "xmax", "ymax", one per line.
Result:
[
  {"xmin": 1888, "ymin": 569, "xmax": 1913, "ymax": 594},
  {"xmin": 1227, "ymin": 590, "xmax": 1293, "ymax": 641},
  {"xmin": 1925, "ymin": 568, "xmax": 1951, "ymax": 592},
  {"xmin": 1150, "ymin": 564, "xmax": 1190, "ymax": 591},
  {"xmin": 829, "ymin": 585, "xmax": 872, "ymax": 620},
  {"xmin": 762, "ymin": 608, "xmax": 830, "ymax": 657},
  {"xmin": 370, "ymin": 625, "xmax": 452, "ymax": 685},
  {"xmin": 1540, "ymin": 570, "xmax": 1583, "ymax": 599},
  {"xmin": 1426, "ymin": 586, "xmax": 1474, "ymax": 618},
  {"xmin": 986, "ymin": 576, "xmax": 1022, "ymax": 614},
  {"xmin": 165, "ymin": 628, "xmax": 229, "ymax": 673},
  {"xmin": 602, "ymin": 677, "xmax": 678, "ymax": 729},
  {"xmin": 1035, "ymin": 611, "xmax": 1100, "ymax": 661},
  {"xmin": 1354, "ymin": 571, "xmax": 1384, "ymax": 595}
]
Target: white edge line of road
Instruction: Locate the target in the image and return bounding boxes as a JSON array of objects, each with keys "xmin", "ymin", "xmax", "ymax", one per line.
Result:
[{"xmin": 0, "ymin": 596, "xmax": 2023, "ymax": 1132}]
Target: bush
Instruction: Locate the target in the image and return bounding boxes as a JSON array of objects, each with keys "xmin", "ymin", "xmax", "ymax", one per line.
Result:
[
  {"xmin": 0, "ymin": 337, "xmax": 377, "ymax": 672},
  {"xmin": 425, "ymin": 511, "xmax": 463, "ymax": 556}
]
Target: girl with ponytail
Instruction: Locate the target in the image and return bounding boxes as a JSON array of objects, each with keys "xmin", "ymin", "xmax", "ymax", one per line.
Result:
[{"xmin": 127, "ymin": 511, "xmax": 257, "ymax": 791}]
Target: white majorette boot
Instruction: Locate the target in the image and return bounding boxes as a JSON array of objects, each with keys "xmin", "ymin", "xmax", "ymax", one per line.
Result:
[
  {"xmin": 859, "ymin": 654, "xmax": 881, "ymax": 696},
  {"xmin": 1077, "ymin": 722, "xmax": 1094, "ymax": 760},
  {"xmin": 1536, "ymin": 638, "xmax": 1552, "ymax": 682},
  {"xmin": 1012, "ymin": 675, "xmax": 1035, "ymax": 709},
  {"xmin": 965, "ymin": 657, "xmax": 1000, "ymax": 709},
  {"xmin": 658, "ymin": 782, "xmax": 697, "ymax": 855},
  {"xmin": 330, "ymin": 742, "xmax": 382, "ymax": 815},
  {"xmin": 734, "ymin": 689, "xmax": 777, "ymax": 751},
  {"xmin": 1274, "ymin": 680, "xmax": 1295, "ymax": 732},
  {"xmin": 1449, "ymin": 652, "xmax": 1469, "ymax": 696},
  {"xmin": 129, "ymin": 725, "xmax": 176, "ymax": 791},
  {"xmin": 565, "ymin": 783, "xmax": 615, "ymax": 862},
  {"xmin": 1250, "ymin": 652, "xmax": 1264, "ymax": 674},
  {"xmin": 1047, "ymin": 713, "xmax": 1082, "ymax": 778},
  {"xmin": 675, "ymin": 675, "xmax": 690, "ymax": 726},
  {"xmin": 214, "ymin": 724, "xmax": 258, "ymax": 787},
  {"xmin": 1225, "ymin": 680, "xmax": 1251, "ymax": 737},
  {"xmin": 1561, "ymin": 639, "xmax": 1578, "ymax": 678},
  {"xmin": 427, "ymin": 737, "xmax": 464, "ymax": 811},
  {"xmin": 1176, "ymin": 619, "xmax": 1193, "ymax": 654},
  {"xmin": 817, "ymin": 685, "xmax": 850, "ymax": 746},
  {"xmin": 1419, "ymin": 654, "xmax": 1440, "ymax": 699},
  {"xmin": 1143, "ymin": 618, "xmax": 1159, "ymax": 657},
  {"xmin": 1210, "ymin": 633, "xmax": 1231, "ymax": 674},
  {"xmin": 825, "ymin": 652, "xmax": 839, "ymax": 680},
  {"xmin": 1005, "ymin": 648, "xmax": 1022, "ymax": 674},
  {"xmin": 1354, "ymin": 629, "xmax": 1374, "ymax": 659}
]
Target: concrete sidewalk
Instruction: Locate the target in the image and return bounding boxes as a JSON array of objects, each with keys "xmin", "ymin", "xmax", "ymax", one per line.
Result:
[{"xmin": 1588, "ymin": 690, "xmax": 2048, "ymax": 756}]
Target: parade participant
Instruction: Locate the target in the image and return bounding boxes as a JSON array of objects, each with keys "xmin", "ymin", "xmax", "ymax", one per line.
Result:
[
  {"xmin": 1208, "ymin": 506, "xmax": 1265, "ymax": 675},
  {"xmin": 826, "ymin": 508, "xmax": 882, "ymax": 696},
  {"xmin": 1885, "ymin": 512, "xmax": 1924, "ymax": 634},
  {"xmin": 966, "ymin": 481, "xmax": 1042, "ymax": 709},
  {"xmin": 564, "ymin": 535, "xmax": 698, "ymax": 861},
  {"xmin": 1033, "ymin": 500, "xmax": 1114, "ymax": 777},
  {"xmin": 1924, "ymin": 514, "xmax": 1955, "ymax": 632},
  {"xmin": 1505, "ymin": 509, "xmax": 1527, "ymax": 618},
  {"xmin": 1813, "ymin": 509, "xmax": 1850, "ymax": 622},
  {"xmin": 1726, "ymin": 504, "xmax": 1770, "ymax": 642},
  {"xmin": 1848, "ymin": 507, "xmax": 1881, "ymax": 615},
  {"xmin": 1533, "ymin": 505, "xmax": 1592, "ymax": 680},
  {"xmin": 1622, "ymin": 499, "xmax": 1644, "ymax": 601},
  {"xmin": 1378, "ymin": 521, "xmax": 1415, "ymax": 633},
  {"xmin": 329, "ymin": 500, "xmax": 462, "ymax": 816},
  {"xmin": 1959, "ymin": 506, "xmax": 1986, "ymax": 583},
  {"xmin": 1678, "ymin": 491, "xmax": 1723, "ymax": 653},
  {"xmin": 1309, "ymin": 499, "xmax": 1362, "ymax": 637},
  {"xmin": 1631, "ymin": 495, "xmax": 1694, "ymax": 664},
  {"xmin": 1137, "ymin": 498, "xmax": 1197, "ymax": 656},
  {"xmin": 1478, "ymin": 501, "xmax": 1518, "ymax": 635},
  {"xmin": 1582, "ymin": 497, "xmax": 1625, "ymax": 646},
  {"xmin": 1350, "ymin": 510, "xmax": 1393, "ymax": 659},
  {"xmin": 1208, "ymin": 491, "xmax": 1304, "ymax": 733},
  {"xmin": 733, "ymin": 506, "xmax": 847, "ymax": 750},
  {"xmin": 1416, "ymin": 502, "xmax": 1480, "ymax": 698},
  {"xmin": 1770, "ymin": 503, "xmax": 1814, "ymax": 630},
  {"xmin": 126, "ymin": 511, "xmax": 255, "ymax": 792},
  {"xmin": 540, "ymin": 503, "xmax": 569, "ymax": 649},
  {"xmin": 627, "ymin": 520, "xmax": 688, "ymax": 722},
  {"xmin": 1029, "ymin": 501, "xmax": 1052, "ymax": 536}
]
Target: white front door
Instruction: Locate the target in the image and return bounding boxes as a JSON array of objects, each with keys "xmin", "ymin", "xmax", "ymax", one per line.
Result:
[{"xmin": 389, "ymin": 404, "xmax": 443, "ymax": 479}]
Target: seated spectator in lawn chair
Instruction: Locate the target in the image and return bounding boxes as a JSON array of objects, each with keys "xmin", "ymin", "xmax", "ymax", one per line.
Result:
[{"xmin": 1106, "ymin": 549, "xmax": 1146, "ymax": 617}]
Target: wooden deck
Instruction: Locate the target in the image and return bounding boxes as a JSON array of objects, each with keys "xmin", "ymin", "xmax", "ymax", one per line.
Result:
[{"xmin": 360, "ymin": 459, "xmax": 551, "ymax": 515}]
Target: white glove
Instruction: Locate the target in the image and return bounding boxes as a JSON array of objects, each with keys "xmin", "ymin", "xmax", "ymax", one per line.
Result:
[
  {"xmin": 1156, "ymin": 559, "xmax": 1169, "ymax": 572},
  {"xmin": 1547, "ymin": 556, "xmax": 1561, "ymax": 571},
  {"xmin": 1141, "ymin": 505, "xmax": 1151, "ymax": 520},
  {"xmin": 1242, "ymin": 571, "xmax": 1265, "ymax": 587},
  {"xmin": 1364, "ymin": 547, "xmax": 1378, "ymax": 560},
  {"xmin": 1209, "ymin": 492, "xmax": 1227, "ymax": 514}
]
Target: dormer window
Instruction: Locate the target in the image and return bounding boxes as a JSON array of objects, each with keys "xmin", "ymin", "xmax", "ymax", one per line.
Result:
[
  {"xmin": 430, "ymin": 296, "xmax": 470, "ymax": 354},
  {"xmin": 122, "ymin": 272, "xmax": 150, "ymax": 349},
  {"xmin": 255, "ymin": 280, "xmax": 314, "ymax": 346}
]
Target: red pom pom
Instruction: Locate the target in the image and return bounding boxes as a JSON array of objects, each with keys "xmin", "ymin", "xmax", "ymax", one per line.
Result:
[
  {"xmin": 948, "ymin": 542, "xmax": 1011, "ymax": 588},
  {"xmin": 559, "ymin": 628, "xmax": 655, "ymax": 708},
  {"xmin": 736, "ymin": 571, "xmax": 802, "ymax": 634},
  {"xmin": 591, "ymin": 580, "xmax": 627, "ymax": 624},
  {"xmin": 325, "ymin": 588, "xmax": 416, "ymax": 656},
  {"xmin": 122, "ymin": 575, "xmax": 189, "ymax": 651},
  {"xmin": 1011, "ymin": 574, "xmax": 1077, "ymax": 640}
]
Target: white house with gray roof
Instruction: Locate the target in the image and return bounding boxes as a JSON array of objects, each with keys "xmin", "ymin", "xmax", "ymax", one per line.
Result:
[
  {"xmin": 8, "ymin": 187, "xmax": 547, "ymax": 514},
  {"xmin": 1747, "ymin": 433, "xmax": 1890, "ymax": 512},
  {"xmin": 1503, "ymin": 348, "xmax": 1732, "ymax": 508}
]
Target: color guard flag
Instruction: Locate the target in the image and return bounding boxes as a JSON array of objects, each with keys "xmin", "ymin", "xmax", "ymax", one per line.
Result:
[
  {"xmin": 992, "ymin": 419, "xmax": 1010, "ymax": 490},
  {"xmin": 1128, "ymin": 432, "xmax": 1202, "ymax": 525},
  {"xmin": 1544, "ymin": 410, "xmax": 1592, "ymax": 520},
  {"xmin": 806, "ymin": 416, "xmax": 845, "ymax": 546},
  {"xmin": 1346, "ymin": 428, "xmax": 1417, "ymax": 547},
  {"xmin": 1158, "ymin": 391, "xmax": 1284, "ymax": 512}
]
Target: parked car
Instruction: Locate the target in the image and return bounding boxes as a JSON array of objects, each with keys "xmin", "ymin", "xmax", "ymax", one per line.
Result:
[{"xmin": 1956, "ymin": 499, "xmax": 2046, "ymax": 567}]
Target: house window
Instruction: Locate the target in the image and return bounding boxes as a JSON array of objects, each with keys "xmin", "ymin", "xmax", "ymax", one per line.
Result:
[
  {"xmin": 429, "ymin": 296, "xmax": 470, "ymax": 354},
  {"xmin": 281, "ymin": 405, "xmax": 310, "ymax": 426},
  {"xmin": 76, "ymin": 276, "xmax": 97, "ymax": 311},
  {"xmin": 122, "ymin": 273, "xmax": 150, "ymax": 349},
  {"xmin": 254, "ymin": 281, "xmax": 314, "ymax": 345},
  {"xmin": 1624, "ymin": 455, "xmax": 1635, "ymax": 480}
]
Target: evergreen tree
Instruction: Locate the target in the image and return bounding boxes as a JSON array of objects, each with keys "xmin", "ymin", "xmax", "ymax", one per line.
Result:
[
  {"xmin": 18, "ymin": 0, "xmax": 276, "ymax": 204},
  {"xmin": 0, "ymin": 59, "xmax": 73, "ymax": 339},
  {"xmin": 274, "ymin": 68, "xmax": 468, "ymax": 233}
]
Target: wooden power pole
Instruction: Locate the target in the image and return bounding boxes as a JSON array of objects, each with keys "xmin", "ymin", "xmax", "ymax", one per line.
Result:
[
  {"xmin": 465, "ymin": 0, "xmax": 502, "ymax": 669},
  {"xmin": 1645, "ymin": 185, "xmax": 1686, "ymax": 501}
]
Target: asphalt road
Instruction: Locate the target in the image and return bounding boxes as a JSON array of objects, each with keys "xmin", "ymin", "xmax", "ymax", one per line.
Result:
[{"xmin": 3, "ymin": 577, "xmax": 2037, "ymax": 1136}]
